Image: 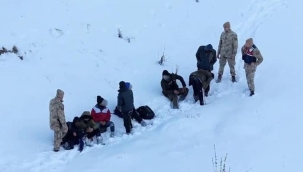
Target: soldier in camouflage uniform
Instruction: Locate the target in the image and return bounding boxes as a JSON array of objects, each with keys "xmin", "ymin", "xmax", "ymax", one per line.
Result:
[
  {"xmin": 241, "ymin": 38, "xmax": 263, "ymax": 96},
  {"xmin": 49, "ymin": 89, "xmax": 68, "ymax": 152},
  {"xmin": 216, "ymin": 22, "xmax": 238, "ymax": 83}
]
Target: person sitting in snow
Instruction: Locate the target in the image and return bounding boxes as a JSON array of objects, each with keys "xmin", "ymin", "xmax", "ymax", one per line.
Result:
[
  {"xmin": 78, "ymin": 111, "xmax": 103, "ymax": 145},
  {"xmin": 61, "ymin": 117, "xmax": 86, "ymax": 151},
  {"xmin": 161, "ymin": 70, "xmax": 188, "ymax": 109},
  {"xmin": 189, "ymin": 69, "xmax": 214, "ymax": 105},
  {"xmin": 117, "ymin": 81, "xmax": 147, "ymax": 135},
  {"xmin": 91, "ymin": 96, "xmax": 115, "ymax": 137}
]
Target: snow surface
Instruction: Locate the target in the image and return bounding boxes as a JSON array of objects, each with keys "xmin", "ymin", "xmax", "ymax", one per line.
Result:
[{"xmin": 0, "ymin": 0, "xmax": 302, "ymax": 171}]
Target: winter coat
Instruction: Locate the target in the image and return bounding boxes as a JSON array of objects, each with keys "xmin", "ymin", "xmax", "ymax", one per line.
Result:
[
  {"xmin": 77, "ymin": 112, "xmax": 99, "ymax": 130},
  {"xmin": 91, "ymin": 104, "xmax": 111, "ymax": 122},
  {"xmin": 189, "ymin": 69, "xmax": 214, "ymax": 90},
  {"xmin": 161, "ymin": 73, "xmax": 186, "ymax": 96},
  {"xmin": 117, "ymin": 87, "xmax": 134, "ymax": 113},
  {"xmin": 196, "ymin": 45, "xmax": 217, "ymax": 71},
  {"xmin": 65, "ymin": 120, "xmax": 86, "ymax": 139},
  {"xmin": 241, "ymin": 44, "xmax": 263, "ymax": 66},
  {"xmin": 49, "ymin": 97, "xmax": 67, "ymax": 131},
  {"xmin": 218, "ymin": 30, "xmax": 238, "ymax": 58}
]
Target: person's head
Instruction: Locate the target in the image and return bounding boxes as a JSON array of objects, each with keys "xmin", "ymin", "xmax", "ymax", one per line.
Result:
[
  {"xmin": 119, "ymin": 81, "xmax": 126, "ymax": 89},
  {"xmin": 56, "ymin": 89, "xmax": 64, "ymax": 100},
  {"xmin": 223, "ymin": 22, "xmax": 231, "ymax": 32},
  {"xmin": 205, "ymin": 44, "xmax": 213, "ymax": 53},
  {"xmin": 162, "ymin": 70, "xmax": 171, "ymax": 81},
  {"xmin": 125, "ymin": 82, "xmax": 132, "ymax": 90},
  {"xmin": 81, "ymin": 111, "xmax": 91, "ymax": 121},
  {"xmin": 245, "ymin": 38, "xmax": 253, "ymax": 47},
  {"xmin": 97, "ymin": 96, "xmax": 108, "ymax": 107}
]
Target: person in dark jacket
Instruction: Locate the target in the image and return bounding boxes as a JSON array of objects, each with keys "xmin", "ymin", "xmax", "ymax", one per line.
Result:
[
  {"xmin": 189, "ymin": 69, "xmax": 214, "ymax": 105},
  {"xmin": 196, "ymin": 44, "xmax": 217, "ymax": 96},
  {"xmin": 91, "ymin": 96, "xmax": 115, "ymax": 137},
  {"xmin": 161, "ymin": 70, "xmax": 188, "ymax": 109},
  {"xmin": 117, "ymin": 81, "xmax": 146, "ymax": 134},
  {"xmin": 61, "ymin": 117, "xmax": 85, "ymax": 151},
  {"xmin": 114, "ymin": 82, "xmax": 147, "ymax": 129},
  {"xmin": 196, "ymin": 44, "xmax": 217, "ymax": 71}
]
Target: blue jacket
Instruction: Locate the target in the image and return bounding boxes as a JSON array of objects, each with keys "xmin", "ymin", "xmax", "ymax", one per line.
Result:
[
  {"xmin": 242, "ymin": 45, "xmax": 257, "ymax": 64},
  {"xmin": 196, "ymin": 46, "xmax": 217, "ymax": 71}
]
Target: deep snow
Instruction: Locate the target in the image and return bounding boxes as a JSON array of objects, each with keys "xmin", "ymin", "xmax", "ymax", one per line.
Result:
[{"xmin": 1, "ymin": 0, "xmax": 302, "ymax": 172}]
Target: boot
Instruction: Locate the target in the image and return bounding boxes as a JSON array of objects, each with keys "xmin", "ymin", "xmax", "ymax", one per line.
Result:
[
  {"xmin": 216, "ymin": 74, "xmax": 222, "ymax": 83},
  {"xmin": 110, "ymin": 132, "xmax": 115, "ymax": 137},
  {"xmin": 231, "ymin": 76, "xmax": 236, "ymax": 83},
  {"xmin": 249, "ymin": 91, "xmax": 255, "ymax": 96}
]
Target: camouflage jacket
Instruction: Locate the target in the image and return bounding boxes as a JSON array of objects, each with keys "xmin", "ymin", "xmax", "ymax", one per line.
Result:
[
  {"xmin": 49, "ymin": 97, "xmax": 67, "ymax": 131},
  {"xmin": 218, "ymin": 30, "xmax": 238, "ymax": 58}
]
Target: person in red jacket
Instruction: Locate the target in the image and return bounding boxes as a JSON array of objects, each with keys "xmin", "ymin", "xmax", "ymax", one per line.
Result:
[{"xmin": 91, "ymin": 96, "xmax": 115, "ymax": 137}]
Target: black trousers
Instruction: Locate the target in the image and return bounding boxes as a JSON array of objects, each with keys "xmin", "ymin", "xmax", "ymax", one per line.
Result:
[
  {"xmin": 86, "ymin": 128, "xmax": 101, "ymax": 139},
  {"xmin": 191, "ymin": 78, "xmax": 205, "ymax": 105},
  {"xmin": 123, "ymin": 110, "xmax": 133, "ymax": 134}
]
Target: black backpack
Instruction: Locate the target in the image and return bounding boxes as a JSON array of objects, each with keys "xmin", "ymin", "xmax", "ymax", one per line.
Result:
[
  {"xmin": 114, "ymin": 107, "xmax": 123, "ymax": 118},
  {"xmin": 136, "ymin": 106, "xmax": 155, "ymax": 120}
]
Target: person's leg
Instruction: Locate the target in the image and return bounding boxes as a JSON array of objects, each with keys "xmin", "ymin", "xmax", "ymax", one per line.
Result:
[
  {"xmin": 227, "ymin": 58, "xmax": 236, "ymax": 81},
  {"xmin": 131, "ymin": 109, "xmax": 143, "ymax": 123},
  {"xmin": 217, "ymin": 57, "xmax": 227, "ymax": 79},
  {"xmin": 53, "ymin": 130, "xmax": 62, "ymax": 151},
  {"xmin": 178, "ymin": 88, "xmax": 189, "ymax": 101},
  {"xmin": 104, "ymin": 121, "xmax": 115, "ymax": 133},
  {"xmin": 123, "ymin": 111, "xmax": 132, "ymax": 134},
  {"xmin": 197, "ymin": 82, "xmax": 204, "ymax": 105}
]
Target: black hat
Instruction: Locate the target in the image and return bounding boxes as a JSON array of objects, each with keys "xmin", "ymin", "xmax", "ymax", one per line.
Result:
[
  {"xmin": 73, "ymin": 117, "xmax": 81, "ymax": 123},
  {"xmin": 97, "ymin": 95, "xmax": 104, "ymax": 104},
  {"xmin": 119, "ymin": 81, "xmax": 126, "ymax": 88},
  {"xmin": 205, "ymin": 44, "xmax": 213, "ymax": 51},
  {"xmin": 162, "ymin": 70, "xmax": 170, "ymax": 76}
]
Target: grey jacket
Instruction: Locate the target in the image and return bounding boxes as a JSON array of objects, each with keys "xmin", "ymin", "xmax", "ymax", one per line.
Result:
[{"xmin": 117, "ymin": 88, "xmax": 134, "ymax": 112}]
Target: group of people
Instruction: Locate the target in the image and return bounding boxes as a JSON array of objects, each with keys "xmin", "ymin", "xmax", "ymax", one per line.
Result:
[
  {"xmin": 49, "ymin": 81, "xmax": 148, "ymax": 152},
  {"xmin": 49, "ymin": 21, "xmax": 264, "ymax": 152},
  {"xmin": 160, "ymin": 21, "xmax": 263, "ymax": 107}
]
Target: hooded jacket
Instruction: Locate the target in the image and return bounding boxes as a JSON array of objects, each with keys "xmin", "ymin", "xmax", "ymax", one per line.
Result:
[{"xmin": 189, "ymin": 69, "xmax": 214, "ymax": 90}]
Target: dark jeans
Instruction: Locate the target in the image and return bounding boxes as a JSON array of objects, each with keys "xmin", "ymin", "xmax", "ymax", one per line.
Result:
[
  {"xmin": 98, "ymin": 121, "xmax": 115, "ymax": 132},
  {"xmin": 123, "ymin": 110, "xmax": 133, "ymax": 134},
  {"xmin": 191, "ymin": 78, "xmax": 205, "ymax": 105},
  {"xmin": 86, "ymin": 128, "xmax": 101, "ymax": 139},
  {"xmin": 62, "ymin": 132, "xmax": 83, "ymax": 149}
]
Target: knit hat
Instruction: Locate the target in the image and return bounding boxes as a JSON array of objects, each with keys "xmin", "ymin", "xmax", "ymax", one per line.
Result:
[
  {"xmin": 73, "ymin": 117, "xmax": 81, "ymax": 124},
  {"xmin": 205, "ymin": 44, "xmax": 213, "ymax": 51},
  {"xmin": 56, "ymin": 89, "xmax": 64, "ymax": 98},
  {"xmin": 162, "ymin": 70, "xmax": 170, "ymax": 76},
  {"xmin": 125, "ymin": 82, "xmax": 132, "ymax": 90},
  {"xmin": 97, "ymin": 95, "xmax": 108, "ymax": 106},
  {"xmin": 119, "ymin": 81, "xmax": 126, "ymax": 88}
]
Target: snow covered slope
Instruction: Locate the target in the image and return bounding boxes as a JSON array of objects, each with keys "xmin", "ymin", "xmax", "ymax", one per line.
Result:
[{"xmin": 1, "ymin": 0, "xmax": 302, "ymax": 171}]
